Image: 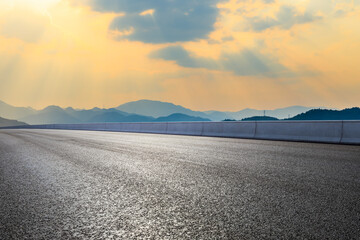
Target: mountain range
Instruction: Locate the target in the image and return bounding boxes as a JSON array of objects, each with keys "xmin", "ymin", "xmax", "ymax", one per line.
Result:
[
  {"xmin": 116, "ymin": 100, "xmax": 210, "ymax": 119},
  {"xmin": 0, "ymin": 100, "xmax": 36, "ymax": 120},
  {"xmin": 204, "ymin": 106, "xmax": 318, "ymax": 121},
  {"xmin": 116, "ymin": 100, "xmax": 317, "ymax": 121},
  {"xmin": 16, "ymin": 105, "xmax": 211, "ymax": 125},
  {"xmin": 0, "ymin": 116, "xmax": 28, "ymax": 128},
  {"xmin": 0, "ymin": 99, "xmax": 323, "ymax": 126},
  {"xmin": 235, "ymin": 108, "xmax": 360, "ymax": 121},
  {"xmin": 286, "ymin": 108, "xmax": 360, "ymax": 121}
]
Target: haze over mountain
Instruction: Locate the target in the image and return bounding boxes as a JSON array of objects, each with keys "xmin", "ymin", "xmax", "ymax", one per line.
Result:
[
  {"xmin": 65, "ymin": 108, "xmax": 132, "ymax": 123},
  {"xmin": 0, "ymin": 100, "xmax": 36, "ymax": 120},
  {"xmin": 0, "ymin": 99, "xmax": 330, "ymax": 124},
  {"xmin": 116, "ymin": 100, "xmax": 210, "ymax": 119},
  {"xmin": 20, "ymin": 106, "xmax": 79, "ymax": 125},
  {"xmin": 116, "ymin": 100, "xmax": 318, "ymax": 121},
  {"xmin": 19, "ymin": 106, "xmax": 154, "ymax": 124},
  {"xmin": 88, "ymin": 110, "xmax": 155, "ymax": 123},
  {"xmin": 0, "ymin": 116, "xmax": 27, "ymax": 128},
  {"xmin": 6, "ymin": 100, "xmax": 210, "ymax": 124},
  {"xmin": 205, "ymin": 106, "xmax": 317, "ymax": 121}
]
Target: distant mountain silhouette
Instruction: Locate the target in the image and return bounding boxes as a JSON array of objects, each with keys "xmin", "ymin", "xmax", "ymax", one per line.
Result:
[
  {"xmin": 16, "ymin": 103, "xmax": 206, "ymax": 124},
  {"xmin": 242, "ymin": 116, "xmax": 279, "ymax": 121},
  {"xmin": 0, "ymin": 116, "xmax": 28, "ymax": 127},
  {"xmin": 66, "ymin": 108, "xmax": 131, "ymax": 122},
  {"xmin": 0, "ymin": 100, "xmax": 36, "ymax": 120},
  {"xmin": 88, "ymin": 110, "xmax": 154, "ymax": 123},
  {"xmin": 20, "ymin": 106, "xmax": 80, "ymax": 124},
  {"xmin": 0, "ymin": 99, "xmax": 335, "ymax": 124},
  {"xmin": 88, "ymin": 112, "xmax": 209, "ymax": 123},
  {"xmin": 65, "ymin": 108, "xmax": 102, "ymax": 122},
  {"xmin": 116, "ymin": 100, "xmax": 210, "ymax": 119},
  {"xmin": 288, "ymin": 108, "xmax": 360, "ymax": 120},
  {"xmin": 117, "ymin": 100, "xmax": 317, "ymax": 121},
  {"xmin": 156, "ymin": 113, "xmax": 210, "ymax": 122},
  {"xmin": 206, "ymin": 106, "xmax": 317, "ymax": 121}
]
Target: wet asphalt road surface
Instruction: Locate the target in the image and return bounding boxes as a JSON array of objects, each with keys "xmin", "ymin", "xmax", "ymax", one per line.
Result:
[{"xmin": 0, "ymin": 129, "xmax": 359, "ymax": 239}]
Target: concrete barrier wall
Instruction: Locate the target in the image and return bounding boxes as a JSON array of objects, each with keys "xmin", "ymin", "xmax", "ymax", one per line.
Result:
[
  {"xmin": 341, "ymin": 121, "xmax": 360, "ymax": 144},
  {"xmin": 255, "ymin": 121, "xmax": 343, "ymax": 143},
  {"xmin": 202, "ymin": 122, "xmax": 256, "ymax": 138},
  {"xmin": 167, "ymin": 122, "xmax": 203, "ymax": 135},
  {"xmin": 1, "ymin": 121, "xmax": 360, "ymax": 144},
  {"xmin": 140, "ymin": 123, "xmax": 167, "ymax": 134},
  {"xmin": 121, "ymin": 123, "xmax": 141, "ymax": 132}
]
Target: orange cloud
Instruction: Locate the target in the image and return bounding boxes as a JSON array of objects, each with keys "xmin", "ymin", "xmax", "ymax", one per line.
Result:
[{"xmin": 0, "ymin": 0, "xmax": 359, "ymax": 111}]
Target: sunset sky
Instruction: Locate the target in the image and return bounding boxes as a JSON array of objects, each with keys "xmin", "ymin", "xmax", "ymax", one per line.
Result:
[{"xmin": 0, "ymin": 0, "xmax": 359, "ymax": 111}]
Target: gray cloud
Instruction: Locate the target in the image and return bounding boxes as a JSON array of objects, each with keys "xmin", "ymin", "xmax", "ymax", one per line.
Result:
[
  {"xmin": 87, "ymin": 0, "xmax": 224, "ymax": 43},
  {"xmin": 150, "ymin": 46, "xmax": 219, "ymax": 69},
  {"xmin": 150, "ymin": 46, "xmax": 290, "ymax": 77},
  {"xmin": 248, "ymin": 5, "xmax": 322, "ymax": 32}
]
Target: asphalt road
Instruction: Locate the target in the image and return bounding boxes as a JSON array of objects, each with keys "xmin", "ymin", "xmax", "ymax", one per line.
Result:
[{"xmin": 0, "ymin": 129, "xmax": 359, "ymax": 239}]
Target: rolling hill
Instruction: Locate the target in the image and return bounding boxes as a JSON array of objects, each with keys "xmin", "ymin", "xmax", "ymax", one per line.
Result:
[
  {"xmin": 0, "ymin": 116, "xmax": 28, "ymax": 127},
  {"xmin": 288, "ymin": 108, "xmax": 360, "ymax": 120},
  {"xmin": 242, "ymin": 116, "xmax": 279, "ymax": 121},
  {"xmin": 155, "ymin": 113, "xmax": 210, "ymax": 122}
]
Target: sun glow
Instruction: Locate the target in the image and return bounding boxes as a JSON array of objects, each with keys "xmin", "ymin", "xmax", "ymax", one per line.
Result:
[
  {"xmin": 4, "ymin": 0, "xmax": 61, "ymax": 11},
  {"xmin": 1, "ymin": 0, "xmax": 360, "ymax": 110}
]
